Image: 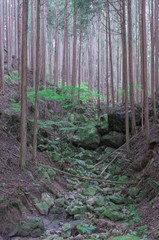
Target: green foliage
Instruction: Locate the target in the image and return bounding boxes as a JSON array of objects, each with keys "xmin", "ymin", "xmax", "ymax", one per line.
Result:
[
  {"xmin": 76, "ymin": 223, "xmax": 96, "ymax": 234},
  {"xmin": 5, "ymin": 99, "xmax": 20, "ymax": 114},
  {"xmin": 27, "ymin": 84, "xmax": 103, "ymax": 109}
]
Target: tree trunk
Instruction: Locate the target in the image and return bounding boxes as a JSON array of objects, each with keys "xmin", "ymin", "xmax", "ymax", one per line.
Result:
[
  {"xmin": 155, "ymin": 0, "xmax": 159, "ymax": 92},
  {"xmin": 121, "ymin": 0, "xmax": 130, "ymax": 157},
  {"xmin": 127, "ymin": 0, "xmax": 136, "ymax": 134},
  {"xmin": 151, "ymin": 0, "xmax": 156, "ymax": 120},
  {"xmin": 107, "ymin": 2, "xmax": 115, "ymax": 108},
  {"xmin": 72, "ymin": 6, "xmax": 77, "ymax": 87},
  {"xmin": 20, "ymin": 0, "xmax": 29, "ymax": 168},
  {"xmin": 141, "ymin": 0, "xmax": 150, "ymax": 141},
  {"xmin": 0, "ymin": 0, "xmax": 4, "ymax": 95},
  {"xmin": 32, "ymin": 0, "xmax": 41, "ymax": 164},
  {"xmin": 78, "ymin": 11, "xmax": 83, "ymax": 103},
  {"xmin": 54, "ymin": 0, "xmax": 59, "ymax": 87}
]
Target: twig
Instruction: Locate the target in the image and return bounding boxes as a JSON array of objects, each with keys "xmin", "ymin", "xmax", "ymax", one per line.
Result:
[
  {"xmin": 100, "ymin": 153, "xmax": 119, "ymax": 175},
  {"xmin": 52, "ymin": 167, "xmax": 135, "ymax": 185}
]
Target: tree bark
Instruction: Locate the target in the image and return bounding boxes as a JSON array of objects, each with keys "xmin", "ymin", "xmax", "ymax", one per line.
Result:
[
  {"xmin": 107, "ymin": 2, "xmax": 115, "ymax": 108},
  {"xmin": 127, "ymin": 0, "xmax": 136, "ymax": 134},
  {"xmin": 72, "ymin": 6, "xmax": 77, "ymax": 87},
  {"xmin": 121, "ymin": 0, "xmax": 130, "ymax": 157},
  {"xmin": 32, "ymin": 0, "xmax": 41, "ymax": 164},
  {"xmin": 0, "ymin": 0, "xmax": 4, "ymax": 94},
  {"xmin": 141, "ymin": 0, "xmax": 150, "ymax": 141},
  {"xmin": 20, "ymin": 0, "xmax": 29, "ymax": 168}
]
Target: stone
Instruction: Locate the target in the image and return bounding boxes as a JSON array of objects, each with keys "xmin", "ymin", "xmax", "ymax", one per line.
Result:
[
  {"xmin": 67, "ymin": 205, "xmax": 87, "ymax": 216},
  {"xmin": 101, "ymin": 131, "xmax": 125, "ymax": 148},
  {"xmin": 111, "ymin": 236, "xmax": 140, "ymax": 240},
  {"xmin": 82, "ymin": 187, "xmax": 97, "ymax": 196},
  {"xmin": 94, "ymin": 198, "xmax": 105, "ymax": 207},
  {"xmin": 61, "ymin": 223, "xmax": 71, "ymax": 238},
  {"xmin": 35, "ymin": 165, "xmax": 56, "ymax": 180},
  {"xmin": 10, "ymin": 218, "xmax": 44, "ymax": 238},
  {"xmin": 108, "ymin": 109, "xmax": 141, "ymax": 133},
  {"xmin": 55, "ymin": 198, "xmax": 66, "ymax": 207},
  {"xmin": 94, "ymin": 207, "xmax": 125, "ymax": 221},
  {"xmin": 109, "ymin": 194, "xmax": 125, "ymax": 204},
  {"xmin": 96, "ymin": 114, "xmax": 109, "ymax": 135},
  {"xmin": 69, "ymin": 123, "xmax": 100, "ymax": 150},
  {"xmin": 33, "ymin": 193, "xmax": 54, "ymax": 215}
]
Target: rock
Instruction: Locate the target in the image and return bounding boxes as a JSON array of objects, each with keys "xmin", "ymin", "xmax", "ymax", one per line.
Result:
[
  {"xmin": 108, "ymin": 109, "xmax": 141, "ymax": 133},
  {"xmin": 109, "ymin": 165, "xmax": 122, "ymax": 176},
  {"xmin": 101, "ymin": 131, "xmax": 125, "ymax": 148},
  {"xmin": 96, "ymin": 114, "xmax": 109, "ymax": 135},
  {"xmin": 70, "ymin": 123, "xmax": 100, "ymax": 150},
  {"xmin": 67, "ymin": 206, "xmax": 87, "ymax": 216},
  {"xmin": 109, "ymin": 194, "xmax": 125, "ymax": 204},
  {"xmin": 35, "ymin": 164, "xmax": 56, "ymax": 180},
  {"xmin": 82, "ymin": 187, "xmax": 97, "ymax": 196},
  {"xmin": 86, "ymin": 197, "xmax": 98, "ymax": 206},
  {"xmin": 61, "ymin": 223, "xmax": 71, "ymax": 238},
  {"xmin": 94, "ymin": 198, "xmax": 105, "ymax": 207},
  {"xmin": 55, "ymin": 198, "xmax": 67, "ymax": 207},
  {"xmin": 111, "ymin": 236, "xmax": 140, "ymax": 240},
  {"xmin": 10, "ymin": 218, "xmax": 44, "ymax": 238},
  {"xmin": 33, "ymin": 193, "xmax": 54, "ymax": 215},
  {"xmin": 128, "ymin": 187, "xmax": 140, "ymax": 198},
  {"xmin": 94, "ymin": 207, "xmax": 125, "ymax": 221}
]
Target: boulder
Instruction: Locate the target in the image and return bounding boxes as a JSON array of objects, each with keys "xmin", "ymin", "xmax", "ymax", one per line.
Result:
[
  {"xmin": 33, "ymin": 193, "xmax": 54, "ymax": 215},
  {"xmin": 9, "ymin": 218, "xmax": 44, "ymax": 238},
  {"xmin": 101, "ymin": 131, "xmax": 125, "ymax": 148},
  {"xmin": 96, "ymin": 114, "xmax": 109, "ymax": 135},
  {"xmin": 108, "ymin": 109, "xmax": 141, "ymax": 133},
  {"xmin": 70, "ymin": 123, "xmax": 100, "ymax": 150}
]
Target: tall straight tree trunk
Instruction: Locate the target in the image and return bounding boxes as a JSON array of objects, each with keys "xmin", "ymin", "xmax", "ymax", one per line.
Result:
[
  {"xmin": 121, "ymin": 0, "xmax": 130, "ymax": 157},
  {"xmin": 6, "ymin": 0, "xmax": 11, "ymax": 73},
  {"xmin": 155, "ymin": 0, "xmax": 159, "ymax": 92},
  {"xmin": 127, "ymin": 0, "xmax": 136, "ymax": 134},
  {"xmin": 32, "ymin": 0, "xmax": 41, "ymax": 164},
  {"xmin": 72, "ymin": 6, "xmax": 77, "ymax": 87},
  {"xmin": 62, "ymin": 0, "xmax": 68, "ymax": 86},
  {"xmin": 151, "ymin": 0, "xmax": 156, "ymax": 120},
  {"xmin": 97, "ymin": 17, "xmax": 100, "ymax": 117},
  {"xmin": 106, "ymin": 12, "xmax": 109, "ymax": 112},
  {"xmin": 54, "ymin": 0, "xmax": 59, "ymax": 87},
  {"xmin": 107, "ymin": 3, "xmax": 115, "ymax": 108},
  {"xmin": 20, "ymin": 0, "xmax": 28, "ymax": 168},
  {"xmin": 78, "ymin": 11, "xmax": 83, "ymax": 103},
  {"xmin": 41, "ymin": 0, "xmax": 46, "ymax": 86},
  {"xmin": 18, "ymin": 0, "xmax": 22, "ymax": 97},
  {"xmin": 31, "ymin": 0, "xmax": 36, "ymax": 87},
  {"xmin": 0, "ymin": 0, "xmax": 4, "ymax": 94},
  {"xmin": 141, "ymin": 0, "xmax": 150, "ymax": 141}
]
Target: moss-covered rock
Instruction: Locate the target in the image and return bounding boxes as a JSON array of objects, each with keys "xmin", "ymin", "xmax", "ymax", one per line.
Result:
[
  {"xmin": 111, "ymin": 236, "xmax": 140, "ymax": 240},
  {"xmin": 35, "ymin": 164, "xmax": 56, "ymax": 180},
  {"xmin": 94, "ymin": 207, "xmax": 125, "ymax": 221},
  {"xmin": 101, "ymin": 131, "xmax": 125, "ymax": 148},
  {"xmin": 67, "ymin": 205, "xmax": 87, "ymax": 216},
  {"xmin": 10, "ymin": 218, "xmax": 44, "ymax": 238},
  {"xmin": 82, "ymin": 187, "xmax": 97, "ymax": 196},
  {"xmin": 69, "ymin": 123, "xmax": 100, "ymax": 150},
  {"xmin": 109, "ymin": 194, "xmax": 125, "ymax": 204},
  {"xmin": 33, "ymin": 193, "xmax": 54, "ymax": 215}
]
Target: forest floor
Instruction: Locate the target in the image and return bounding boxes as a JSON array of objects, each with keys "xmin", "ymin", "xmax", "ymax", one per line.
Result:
[{"xmin": 1, "ymin": 77, "xmax": 159, "ymax": 240}]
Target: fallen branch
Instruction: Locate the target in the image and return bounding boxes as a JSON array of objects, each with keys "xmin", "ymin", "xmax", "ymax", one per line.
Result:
[
  {"xmin": 94, "ymin": 134, "xmax": 138, "ymax": 167},
  {"xmin": 52, "ymin": 167, "xmax": 135, "ymax": 185},
  {"xmin": 100, "ymin": 153, "xmax": 119, "ymax": 175}
]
